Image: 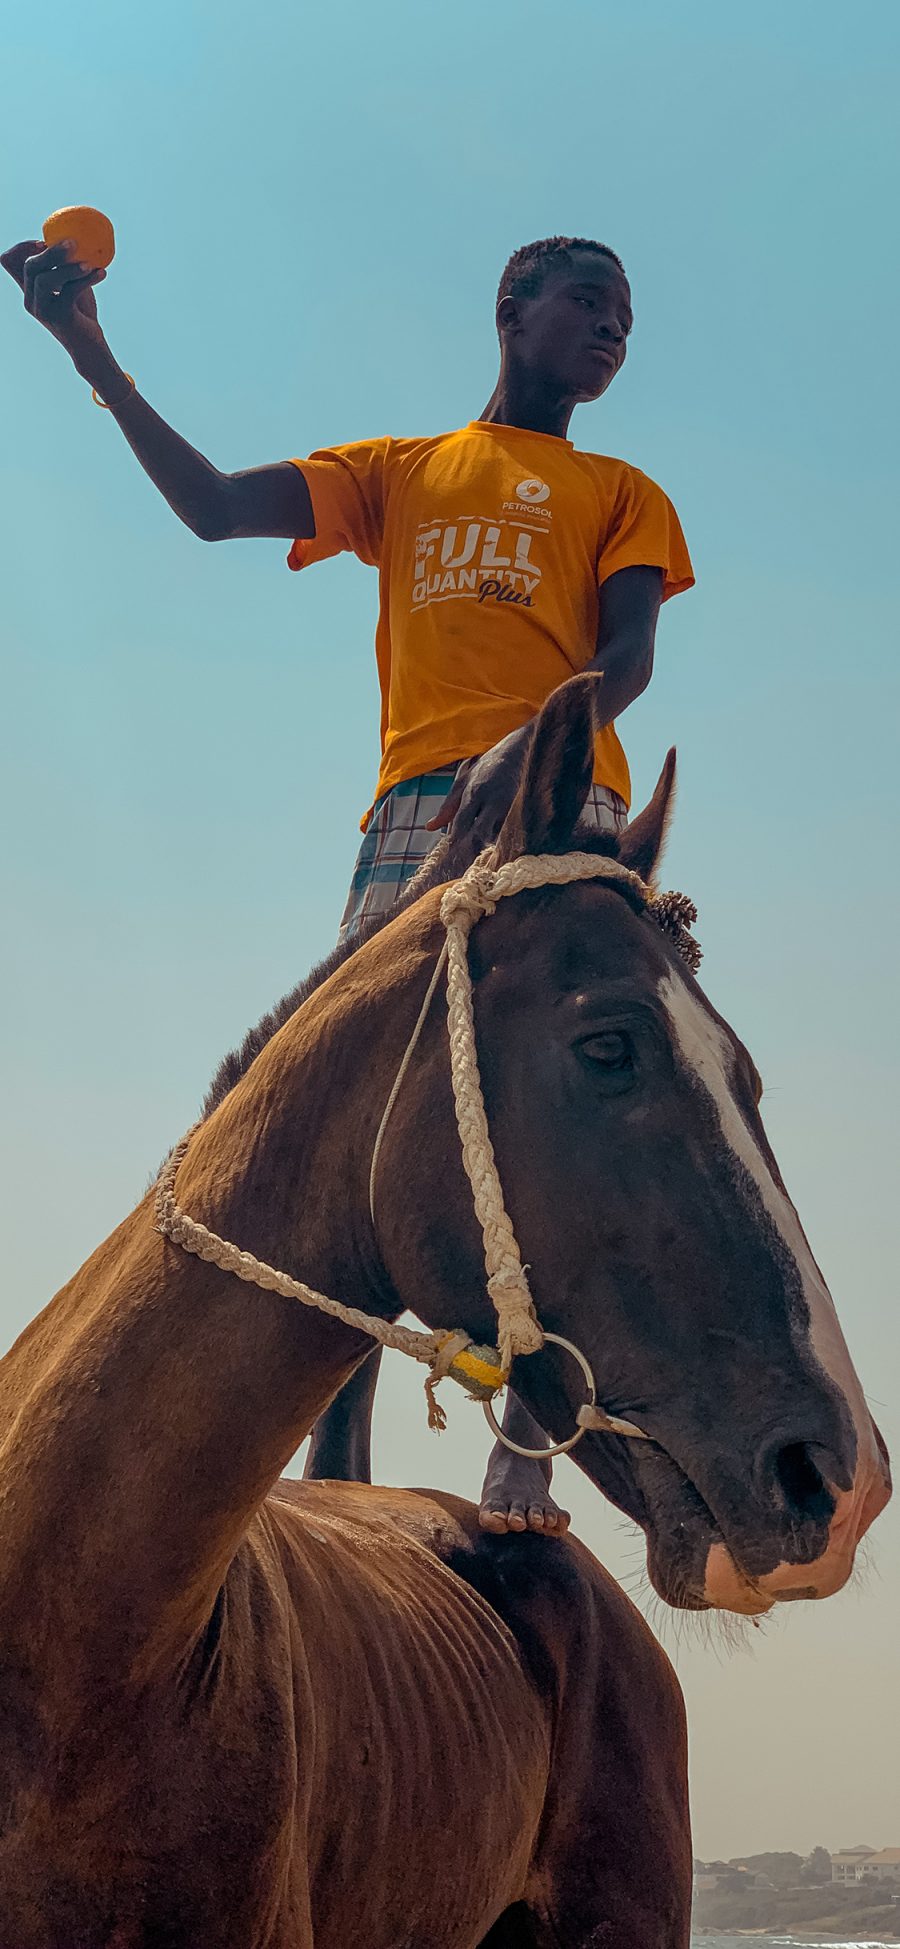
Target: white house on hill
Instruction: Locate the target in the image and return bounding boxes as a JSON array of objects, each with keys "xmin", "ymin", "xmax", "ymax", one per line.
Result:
[{"xmin": 832, "ymin": 1846, "xmax": 900, "ymax": 1884}]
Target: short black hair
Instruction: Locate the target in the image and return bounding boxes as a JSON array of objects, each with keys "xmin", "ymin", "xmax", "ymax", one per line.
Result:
[{"xmin": 497, "ymin": 236, "xmax": 626, "ymax": 311}]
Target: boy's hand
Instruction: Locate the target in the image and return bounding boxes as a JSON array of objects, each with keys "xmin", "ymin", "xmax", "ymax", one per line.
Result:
[
  {"xmin": 2, "ymin": 238, "xmax": 108, "ymax": 370},
  {"xmin": 426, "ymin": 724, "xmax": 531, "ymax": 855}
]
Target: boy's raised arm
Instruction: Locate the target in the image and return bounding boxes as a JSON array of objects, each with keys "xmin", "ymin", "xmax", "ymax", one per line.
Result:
[{"xmin": 1, "ymin": 238, "xmax": 314, "ymax": 544}]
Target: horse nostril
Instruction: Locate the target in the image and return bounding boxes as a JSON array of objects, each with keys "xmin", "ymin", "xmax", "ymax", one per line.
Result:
[{"xmin": 769, "ymin": 1442, "xmax": 837, "ymax": 1525}]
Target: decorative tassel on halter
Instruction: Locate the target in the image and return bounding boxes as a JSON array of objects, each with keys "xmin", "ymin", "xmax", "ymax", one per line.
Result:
[
  {"xmin": 424, "ymin": 1377, "xmax": 449, "ymax": 1433},
  {"xmin": 647, "ymin": 890, "xmax": 703, "ymax": 973},
  {"xmin": 424, "ymin": 1333, "xmax": 508, "ymax": 1431}
]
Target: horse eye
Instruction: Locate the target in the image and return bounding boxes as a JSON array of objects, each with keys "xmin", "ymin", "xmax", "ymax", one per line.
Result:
[{"xmin": 580, "ymin": 1032, "xmax": 633, "ymax": 1070}]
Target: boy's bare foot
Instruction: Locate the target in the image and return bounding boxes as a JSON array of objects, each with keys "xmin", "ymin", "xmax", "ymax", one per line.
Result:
[{"xmin": 478, "ymin": 1444, "xmax": 570, "ymax": 1537}]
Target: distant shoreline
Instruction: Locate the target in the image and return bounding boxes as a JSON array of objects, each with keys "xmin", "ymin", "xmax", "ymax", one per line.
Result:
[
  {"xmin": 693, "ymin": 1931, "xmax": 900, "ymax": 1944},
  {"xmin": 692, "ymin": 1849, "xmax": 900, "ymax": 1943}
]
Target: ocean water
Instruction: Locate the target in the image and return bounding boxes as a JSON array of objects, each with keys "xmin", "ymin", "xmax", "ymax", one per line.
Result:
[{"xmin": 693, "ymin": 1935, "xmax": 896, "ymax": 1947}]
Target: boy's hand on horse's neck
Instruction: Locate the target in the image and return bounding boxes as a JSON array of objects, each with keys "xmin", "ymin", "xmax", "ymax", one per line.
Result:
[{"xmin": 427, "ymin": 563, "xmax": 663, "ymax": 851}]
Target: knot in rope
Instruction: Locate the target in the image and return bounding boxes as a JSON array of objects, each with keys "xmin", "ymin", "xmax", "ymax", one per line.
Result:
[
  {"xmin": 488, "ymin": 1271, "xmax": 544, "ymax": 1371},
  {"xmin": 438, "ymin": 857, "xmax": 501, "ymax": 930}
]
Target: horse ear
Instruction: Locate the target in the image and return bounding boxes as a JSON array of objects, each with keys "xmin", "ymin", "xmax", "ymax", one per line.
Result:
[
  {"xmin": 617, "ymin": 748, "xmax": 677, "ymax": 885},
  {"xmin": 495, "ymin": 674, "xmax": 597, "ymax": 862}
]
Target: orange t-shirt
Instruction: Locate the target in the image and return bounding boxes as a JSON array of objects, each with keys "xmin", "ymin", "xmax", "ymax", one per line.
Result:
[{"xmin": 287, "ymin": 421, "xmax": 693, "ymax": 824}]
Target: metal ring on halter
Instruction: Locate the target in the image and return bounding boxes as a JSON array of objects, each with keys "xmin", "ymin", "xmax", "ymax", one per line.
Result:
[{"xmin": 482, "ymin": 1333, "xmax": 598, "ymax": 1460}]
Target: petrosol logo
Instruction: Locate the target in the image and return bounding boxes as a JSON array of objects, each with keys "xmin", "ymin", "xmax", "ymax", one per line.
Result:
[{"xmin": 514, "ymin": 477, "xmax": 551, "ymax": 504}]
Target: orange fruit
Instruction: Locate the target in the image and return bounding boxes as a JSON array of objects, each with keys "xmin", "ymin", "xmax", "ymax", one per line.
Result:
[{"xmin": 42, "ymin": 206, "xmax": 115, "ymax": 271}]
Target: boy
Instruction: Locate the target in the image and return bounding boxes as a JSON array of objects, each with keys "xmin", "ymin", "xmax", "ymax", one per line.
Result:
[{"xmin": 4, "ymin": 231, "xmax": 693, "ymax": 1532}]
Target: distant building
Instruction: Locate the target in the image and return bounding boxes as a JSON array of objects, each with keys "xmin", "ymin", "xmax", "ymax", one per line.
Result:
[
  {"xmin": 832, "ymin": 1846, "xmax": 900, "ymax": 1884},
  {"xmin": 861, "ymin": 1849, "xmax": 900, "ymax": 1884},
  {"xmin": 693, "ymin": 1863, "xmax": 774, "ymax": 1893},
  {"xmin": 832, "ymin": 1845, "xmax": 876, "ymax": 1882},
  {"xmin": 693, "ymin": 1862, "xmax": 737, "ymax": 1892}
]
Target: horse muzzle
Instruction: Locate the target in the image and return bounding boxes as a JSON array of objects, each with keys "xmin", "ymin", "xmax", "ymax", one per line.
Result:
[{"xmin": 702, "ymin": 1438, "xmax": 892, "ymax": 1613}]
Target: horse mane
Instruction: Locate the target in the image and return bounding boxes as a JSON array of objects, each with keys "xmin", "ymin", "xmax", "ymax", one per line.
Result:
[{"xmin": 202, "ymin": 822, "xmax": 622, "ymax": 1120}]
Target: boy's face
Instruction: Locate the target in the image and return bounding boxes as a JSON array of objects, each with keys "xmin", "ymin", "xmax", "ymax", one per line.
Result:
[{"xmin": 501, "ymin": 250, "xmax": 633, "ymax": 403}]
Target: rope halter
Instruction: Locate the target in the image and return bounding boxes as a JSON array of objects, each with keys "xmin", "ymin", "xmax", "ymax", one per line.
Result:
[{"xmin": 156, "ymin": 845, "xmax": 701, "ymax": 1452}]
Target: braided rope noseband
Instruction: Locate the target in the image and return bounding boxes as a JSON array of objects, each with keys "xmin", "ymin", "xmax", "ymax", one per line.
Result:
[{"xmin": 155, "ymin": 847, "xmax": 701, "ymax": 1445}]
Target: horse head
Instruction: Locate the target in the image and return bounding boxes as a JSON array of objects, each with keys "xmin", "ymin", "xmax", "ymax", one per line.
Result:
[{"xmin": 371, "ymin": 676, "xmax": 891, "ymax": 1614}]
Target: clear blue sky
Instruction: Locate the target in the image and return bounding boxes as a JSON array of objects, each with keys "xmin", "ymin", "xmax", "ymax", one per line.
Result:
[{"xmin": 2, "ymin": 0, "xmax": 898, "ymax": 1861}]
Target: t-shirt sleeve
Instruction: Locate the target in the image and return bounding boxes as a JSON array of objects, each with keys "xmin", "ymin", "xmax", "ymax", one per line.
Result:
[
  {"xmin": 597, "ymin": 465, "xmax": 694, "ymax": 601},
  {"xmin": 285, "ymin": 438, "xmax": 389, "ymax": 571}
]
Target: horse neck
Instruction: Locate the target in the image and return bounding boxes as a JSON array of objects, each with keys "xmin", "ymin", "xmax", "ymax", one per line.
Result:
[{"xmin": 0, "ymin": 935, "xmax": 421, "ymax": 1695}]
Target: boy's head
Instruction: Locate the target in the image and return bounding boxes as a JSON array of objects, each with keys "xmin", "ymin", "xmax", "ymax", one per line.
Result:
[{"xmin": 496, "ymin": 236, "xmax": 632, "ymax": 404}]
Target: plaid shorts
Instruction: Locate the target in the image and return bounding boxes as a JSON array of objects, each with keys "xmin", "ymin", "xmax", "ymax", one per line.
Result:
[{"xmin": 338, "ymin": 765, "xmax": 628, "ymax": 941}]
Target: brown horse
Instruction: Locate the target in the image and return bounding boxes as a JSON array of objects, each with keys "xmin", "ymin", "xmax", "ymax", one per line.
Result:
[{"xmin": 0, "ymin": 679, "xmax": 889, "ymax": 1947}]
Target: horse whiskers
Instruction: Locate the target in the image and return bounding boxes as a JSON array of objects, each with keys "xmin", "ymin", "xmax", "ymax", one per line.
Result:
[
  {"xmin": 847, "ymin": 1536, "xmax": 876, "ymax": 1593},
  {"xmin": 621, "ymin": 1560, "xmax": 764, "ymax": 1659}
]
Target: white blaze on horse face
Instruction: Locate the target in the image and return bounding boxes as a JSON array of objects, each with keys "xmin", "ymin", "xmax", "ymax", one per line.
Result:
[{"xmin": 657, "ymin": 970, "xmax": 888, "ymax": 1606}]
